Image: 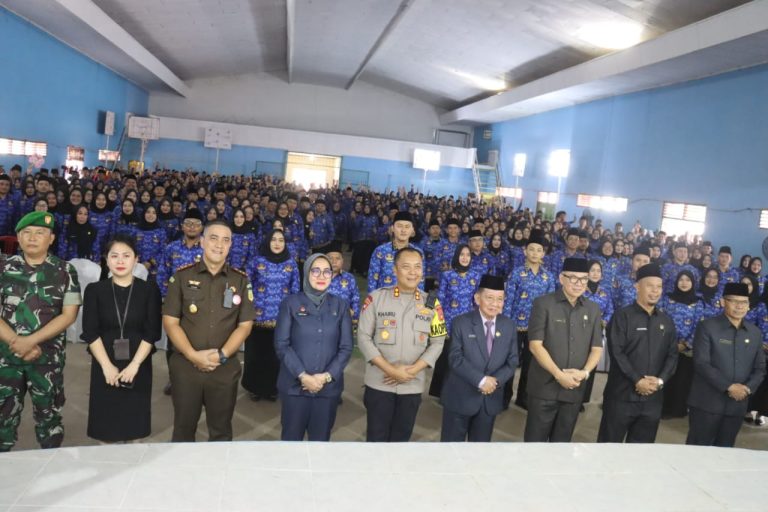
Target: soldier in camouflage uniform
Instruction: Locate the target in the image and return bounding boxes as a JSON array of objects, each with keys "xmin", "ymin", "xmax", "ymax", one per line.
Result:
[{"xmin": 0, "ymin": 211, "xmax": 81, "ymax": 451}]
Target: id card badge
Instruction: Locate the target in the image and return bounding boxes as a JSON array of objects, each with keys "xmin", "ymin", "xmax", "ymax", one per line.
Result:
[
  {"xmin": 223, "ymin": 288, "xmax": 234, "ymax": 309},
  {"xmin": 114, "ymin": 338, "xmax": 130, "ymax": 361}
]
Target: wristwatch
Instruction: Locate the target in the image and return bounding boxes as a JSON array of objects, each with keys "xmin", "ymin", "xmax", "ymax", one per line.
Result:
[
  {"xmin": 657, "ymin": 378, "xmax": 664, "ymax": 390},
  {"xmin": 324, "ymin": 373, "xmax": 333, "ymax": 383},
  {"xmin": 218, "ymin": 349, "xmax": 228, "ymax": 364}
]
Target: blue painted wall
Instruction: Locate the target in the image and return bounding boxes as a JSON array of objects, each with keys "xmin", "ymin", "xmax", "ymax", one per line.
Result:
[
  {"xmin": 477, "ymin": 64, "xmax": 768, "ymax": 258},
  {"xmin": 0, "ymin": 8, "xmax": 148, "ymax": 170}
]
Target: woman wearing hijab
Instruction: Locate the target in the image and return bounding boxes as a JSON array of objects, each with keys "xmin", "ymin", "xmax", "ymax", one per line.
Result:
[
  {"xmin": 157, "ymin": 198, "xmax": 180, "ymax": 242},
  {"xmin": 113, "ymin": 198, "xmax": 140, "ymax": 239},
  {"xmin": 243, "ymin": 229, "xmax": 301, "ymax": 401},
  {"xmin": 741, "ymin": 275, "xmax": 768, "ymax": 341},
  {"xmin": 60, "ymin": 205, "xmax": 99, "ymax": 262},
  {"xmin": 350, "ymin": 203, "xmax": 377, "ymax": 274},
  {"xmin": 90, "ymin": 191, "xmax": 114, "ymax": 254},
  {"xmin": 489, "ymin": 233, "xmax": 512, "ymax": 277},
  {"xmin": 136, "ymin": 189, "xmax": 153, "ymax": 216},
  {"xmin": 738, "ymin": 274, "xmax": 768, "ymax": 427},
  {"xmin": 582, "ymin": 260, "xmax": 614, "ymax": 404},
  {"xmin": 227, "ymin": 208, "xmax": 258, "ymax": 272},
  {"xmin": 596, "ymin": 239, "xmax": 620, "ymax": 286},
  {"xmin": 274, "ymin": 253, "xmax": 353, "ymax": 440},
  {"xmin": 659, "ymin": 270, "xmax": 704, "ymax": 418},
  {"xmin": 698, "ymin": 268, "xmax": 723, "ymax": 318},
  {"xmin": 508, "ymin": 225, "xmax": 526, "ymax": 269},
  {"xmin": 745, "ymin": 257, "xmax": 764, "ymax": 295},
  {"xmin": 429, "ymin": 244, "xmax": 480, "ymax": 397},
  {"xmin": 738, "ymin": 254, "xmax": 752, "ymax": 276},
  {"xmin": 135, "ymin": 205, "xmax": 167, "ymax": 281}
]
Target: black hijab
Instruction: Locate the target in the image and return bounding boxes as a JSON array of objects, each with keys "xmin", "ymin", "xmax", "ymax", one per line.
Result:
[
  {"xmin": 742, "ymin": 276, "xmax": 761, "ymax": 309},
  {"xmin": 90, "ymin": 192, "xmax": 109, "ymax": 214},
  {"xmin": 451, "ymin": 244, "xmax": 470, "ymax": 273},
  {"xmin": 587, "ymin": 260, "xmax": 601, "ymax": 294},
  {"xmin": 139, "ymin": 206, "xmax": 160, "ymax": 231},
  {"xmin": 231, "ymin": 208, "xmax": 250, "ymax": 235},
  {"xmin": 699, "ymin": 269, "xmax": 720, "ymax": 304},
  {"xmin": 158, "ymin": 198, "xmax": 177, "ymax": 221},
  {"xmin": 67, "ymin": 206, "xmax": 97, "ymax": 258},
  {"xmin": 260, "ymin": 228, "xmax": 290, "ymax": 263},
  {"xmin": 509, "ymin": 227, "xmax": 525, "ymax": 247},
  {"xmin": 668, "ymin": 270, "xmax": 699, "ymax": 305},
  {"xmin": 488, "ymin": 234, "xmax": 503, "ymax": 256},
  {"xmin": 119, "ymin": 199, "xmax": 139, "ymax": 225}
]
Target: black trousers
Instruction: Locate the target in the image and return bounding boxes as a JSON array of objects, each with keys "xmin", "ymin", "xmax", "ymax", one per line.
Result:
[
  {"xmin": 662, "ymin": 353, "xmax": 693, "ymax": 418},
  {"xmin": 686, "ymin": 407, "xmax": 743, "ymax": 447},
  {"xmin": 363, "ymin": 386, "xmax": 421, "ymax": 442},
  {"xmin": 428, "ymin": 337, "xmax": 451, "ymax": 398},
  {"xmin": 241, "ymin": 326, "xmax": 278, "ymax": 397},
  {"xmin": 169, "ymin": 353, "xmax": 240, "ymax": 442},
  {"xmin": 524, "ymin": 397, "xmax": 582, "ymax": 442},
  {"xmin": 597, "ymin": 399, "xmax": 663, "ymax": 443},
  {"xmin": 504, "ymin": 331, "xmax": 528, "ymax": 409},
  {"xmin": 748, "ymin": 374, "xmax": 768, "ymax": 416},
  {"xmin": 440, "ymin": 406, "xmax": 496, "ymax": 442},
  {"xmin": 280, "ymin": 394, "xmax": 339, "ymax": 441}
]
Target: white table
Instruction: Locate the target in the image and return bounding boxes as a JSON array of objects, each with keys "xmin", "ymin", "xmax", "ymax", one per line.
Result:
[{"xmin": 1, "ymin": 442, "xmax": 767, "ymax": 511}]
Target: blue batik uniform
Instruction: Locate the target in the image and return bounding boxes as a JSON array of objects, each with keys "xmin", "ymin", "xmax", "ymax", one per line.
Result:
[
  {"xmin": 135, "ymin": 227, "xmax": 167, "ymax": 280},
  {"xmin": 510, "ymin": 246, "xmax": 526, "ymax": 269},
  {"xmin": 546, "ymin": 249, "xmax": 586, "ymax": 279},
  {"xmin": 367, "ymin": 242, "xmax": 422, "ymax": 292},
  {"xmin": 354, "ymin": 215, "xmax": 378, "ymax": 242},
  {"xmin": 596, "ymin": 255, "xmax": 621, "ymax": 287},
  {"xmin": 583, "ymin": 284, "xmax": 614, "ymax": 324},
  {"xmin": 327, "ymin": 271, "xmax": 361, "ymax": 321},
  {"xmin": 157, "ymin": 240, "xmax": 203, "ymax": 296},
  {"xmin": 420, "ymin": 237, "xmax": 449, "ymax": 279},
  {"xmin": 112, "ymin": 218, "xmax": 139, "ymax": 240},
  {"xmin": 0, "ymin": 193, "xmax": 17, "ymax": 236},
  {"xmin": 716, "ymin": 266, "xmax": 741, "ymax": 294},
  {"xmin": 288, "ymin": 212, "xmax": 305, "ymax": 247},
  {"xmin": 492, "ymin": 247, "xmax": 513, "ymax": 278},
  {"xmin": 469, "ymin": 250, "xmax": 495, "ymax": 276},
  {"xmin": 699, "ymin": 293, "xmax": 724, "ymax": 319},
  {"xmin": 612, "ymin": 273, "xmax": 638, "ymax": 310},
  {"xmin": 616, "ymin": 256, "xmax": 632, "ymax": 278},
  {"xmin": 59, "ymin": 225, "xmax": 100, "ymax": 263},
  {"xmin": 227, "ymin": 232, "xmax": 258, "ymax": 272},
  {"xmin": 441, "ymin": 240, "xmax": 461, "ymax": 271},
  {"xmin": 503, "ymin": 264, "xmax": 556, "ymax": 330},
  {"xmin": 376, "ymin": 223, "xmax": 391, "ymax": 244},
  {"xmin": 745, "ymin": 303, "xmax": 768, "ymax": 343},
  {"xmin": 437, "ymin": 269, "xmax": 480, "ymax": 337},
  {"xmin": 159, "ymin": 217, "xmax": 180, "ymax": 242},
  {"xmin": 89, "ymin": 211, "xmax": 114, "ymax": 253},
  {"xmin": 332, "ymin": 211, "xmax": 348, "ymax": 242},
  {"xmin": 248, "ymin": 256, "xmax": 300, "ymax": 328},
  {"xmin": 661, "ymin": 262, "xmax": 700, "ymax": 294},
  {"xmin": 658, "ymin": 296, "xmax": 704, "ymax": 350},
  {"xmin": 18, "ymin": 194, "xmax": 36, "ymax": 216},
  {"xmin": 310, "ymin": 213, "xmax": 335, "ymax": 248}
]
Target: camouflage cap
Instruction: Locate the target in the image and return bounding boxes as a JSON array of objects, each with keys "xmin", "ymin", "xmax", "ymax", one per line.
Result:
[{"xmin": 15, "ymin": 211, "xmax": 55, "ymax": 232}]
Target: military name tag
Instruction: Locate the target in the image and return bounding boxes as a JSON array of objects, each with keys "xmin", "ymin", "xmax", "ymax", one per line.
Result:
[{"xmin": 718, "ymin": 338, "xmax": 733, "ymax": 345}]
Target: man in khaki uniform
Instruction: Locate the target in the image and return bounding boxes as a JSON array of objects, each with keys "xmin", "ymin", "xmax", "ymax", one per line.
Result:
[
  {"xmin": 358, "ymin": 247, "xmax": 446, "ymax": 442},
  {"xmin": 163, "ymin": 220, "xmax": 255, "ymax": 442}
]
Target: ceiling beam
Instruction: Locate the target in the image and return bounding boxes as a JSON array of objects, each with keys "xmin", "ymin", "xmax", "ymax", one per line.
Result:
[
  {"xmin": 441, "ymin": 0, "xmax": 768, "ymax": 125},
  {"xmin": 345, "ymin": 0, "xmax": 414, "ymax": 90},
  {"xmin": 55, "ymin": 0, "xmax": 190, "ymax": 96},
  {"xmin": 286, "ymin": 0, "xmax": 296, "ymax": 83}
]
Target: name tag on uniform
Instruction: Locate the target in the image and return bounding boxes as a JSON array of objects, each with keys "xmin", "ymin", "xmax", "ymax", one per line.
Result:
[
  {"xmin": 718, "ymin": 338, "xmax": 733, "ymax": 345},
  {"xmin": 636, "ymin": 327, "xmax": 647, "ymax": 331},
  {"xmin": 555, "ymin": 319, "xmax": 566, "ymax": 323},
  {"xmin": 468, "ymin": 334, "xmax": 476, "ymax": 338}
]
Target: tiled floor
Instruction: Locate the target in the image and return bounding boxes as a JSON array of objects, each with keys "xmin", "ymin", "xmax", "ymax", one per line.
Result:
[
  {"xmin": 1, "ymin": 442, "xmax": 768, "ymax": 511},
  {"xmin": 11, "ymin": 341, "xmax": 768, "ymax": 449}
]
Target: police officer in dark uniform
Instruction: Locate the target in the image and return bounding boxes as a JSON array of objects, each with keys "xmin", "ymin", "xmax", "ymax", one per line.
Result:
[
  {"xmin": 598, "ymin": 264, "xmax": 679, "ymax": 443},
  {"xmin": 162, "ymin": 220, "xmax": 255, "ymax": 442},
  {"xmin": 524, "ymin": 258, "xmax": 603, "ymax": 442},
  {"xmin": 686, "ymin": 282, "xmax": 766, "ymax": 447}
]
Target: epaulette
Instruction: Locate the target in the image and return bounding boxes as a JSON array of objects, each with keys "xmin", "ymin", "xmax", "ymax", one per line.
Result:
[
  {"xmin": 177, "ymin": 262, "xmax": 196, "ymax": 272},
  {"xmin": 425, "ymin": 290, "xmax": 438, "ymax": 309},
  {"xmin": 232, "ymin": 267, "xmax": 248, "ymax": 278}
]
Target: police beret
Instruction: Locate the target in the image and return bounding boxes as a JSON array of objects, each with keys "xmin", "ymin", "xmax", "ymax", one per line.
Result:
[
  {"xmin": 393, "ymin": 211, "xmax": 413, "ymax": 224},
  {"xmin": 562, "ymin": 257, "xmax": 590, "ymax": 273},
  {"xmin": 636, "ymin": 263, "xmax": 662, "ymax": 281},
  {"xmin": 15, "ymin": 211, "xmax": 55, "ymax": 232},
  {"xmin": 323, "ymin": 240, "xmax": 343, "ymax": 255},
  {"xmin": 478, "ymin": 274, "xmax": 505, "ymax": 291},
  {"xmin": 723, "ymin": 283, "xmax": 749, "ymax": 297}
]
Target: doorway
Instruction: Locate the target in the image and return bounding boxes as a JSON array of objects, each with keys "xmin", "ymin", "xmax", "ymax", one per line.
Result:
[{"xmin": 285, "ymin": 152, "xmax": 341, "ymax": 190}]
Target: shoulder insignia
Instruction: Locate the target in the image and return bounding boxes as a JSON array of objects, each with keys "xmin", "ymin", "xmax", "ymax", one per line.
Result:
[
  {"xmin": 232, "ymin": 267, "xmax": 248, "ymax": 278},
  {"xmin": 177, "ymin": 262, "xmax": 196, "ymax": 272},
  {"xmin": 362, "ymin": 295, "xmax": 373, "ymax": 311}
]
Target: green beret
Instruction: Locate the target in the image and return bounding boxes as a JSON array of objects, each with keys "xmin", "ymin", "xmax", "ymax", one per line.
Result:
[{"xmin": 15, "ymin": 211, "xmax": 55, "ymax": 233}]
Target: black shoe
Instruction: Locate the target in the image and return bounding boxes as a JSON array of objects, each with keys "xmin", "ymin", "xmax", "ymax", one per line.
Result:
[
  {"xmin": 579, "ymin": 405, "xmax": 586, "ymax": 413},
  {"xmin": 250, "ymin": 393, "xmax": 262, "ymax": 402},
  {"xmin": 163, "ymin": 382, "xmax": 172, "ymax": 396}
]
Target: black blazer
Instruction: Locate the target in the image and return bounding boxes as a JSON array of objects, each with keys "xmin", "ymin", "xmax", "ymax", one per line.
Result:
[{"xmin": 440, "ymin": 310, "xmax": 518, "ymax": 416}]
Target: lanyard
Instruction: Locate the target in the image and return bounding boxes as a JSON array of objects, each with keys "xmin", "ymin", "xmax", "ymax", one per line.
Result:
[{"xmin": 111, "ymin": 279, "xmax": 134, "ymax": 340}]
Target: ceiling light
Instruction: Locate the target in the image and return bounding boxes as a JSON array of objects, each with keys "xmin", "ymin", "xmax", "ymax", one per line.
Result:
[
  {"xmin": 448, "ymin": 69, "xmax": 507, "ymax": 92},
  {"xmin": 576, "ymin": 22, "xmax": 644, "ymax": 50}
]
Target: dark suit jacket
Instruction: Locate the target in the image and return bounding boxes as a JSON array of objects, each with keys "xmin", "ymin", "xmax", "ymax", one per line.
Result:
[{"xmin": 440, "ymin": 310, "xmax": 518, "ymax": 416}]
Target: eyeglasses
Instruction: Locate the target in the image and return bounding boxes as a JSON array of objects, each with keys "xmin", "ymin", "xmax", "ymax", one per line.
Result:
[
  {"xmin": 561, "ymin": 274, "xmax": 589, "ymax": 285},
  {"xmin": 724, "ymin": 298, "xmax": 749, "ymax": 307},
  {"xmin": 309, "ymin": 268, "xmax": 333, "ymax": 279},
  {"xmin": 183, "ymin": 220, "xmax": 202, "ymax": 227}
]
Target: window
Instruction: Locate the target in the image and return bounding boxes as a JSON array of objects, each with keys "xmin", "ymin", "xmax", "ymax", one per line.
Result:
[
  {"xmin": 0, "ymin": 137, "xmax": 47, "ymax": 156},
  {"xmin": 760, "ymin": 210, "xmax": 768, "ymax": 229},
  {"xmin": 661, "ymin": 201, "xmax": 706, "ymax": 237},
  {"xmin": 285, "ymin": 152, "xmax": 341, "ymax": 190},
  {"xmin": 577, "ymin": 194, "xmax": 628, "ymax": 212},
  {"xmin": 497, "ymin": 187, "xmax": 522, "ymax": 199},
  {"xmin": 538, "ymin": 191, "xmax": 558, "ymax": 204},
  {"xmin": 66, "ymin": 146, "xmax": 84, "ymax": 171},
  {"xmin": 547, "ymin": 149, "xmax": 570, "ymax": 177}
]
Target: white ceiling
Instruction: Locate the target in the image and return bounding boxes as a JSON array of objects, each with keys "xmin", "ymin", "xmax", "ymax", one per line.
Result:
[{"xmin": 2, "ymin": 0, "xmax": 765, "ymax": 124}]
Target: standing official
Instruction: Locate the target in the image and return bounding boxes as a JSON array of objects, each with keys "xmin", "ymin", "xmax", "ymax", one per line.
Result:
[
  {"xmin": 358, "ymin": 248, "xmax": 446, "ymax": 442},
  {"xmin": 686, "ymin": 283, "xmax": 766, "ymax": 447},
  {"xmin": 440, "ymin": 275, "xmax": 518, "ymax": 442},
  {"xmin": 524, "ymin": 258, "xmax": 603, "ymax": 442},
  {"xmin": 598, "ymin": 264, "xmax": 678, "ymax": 443},
  {"xmin": 0, "ymin": 211, "xmax": 80, "ymax": 451},
  {"xmin": 162, "ymin": 220, "xmax": 255, "ymax": 442},
  {"xmin": 367, "ymin": 211, "xmax": 421, "ymax": 292}
]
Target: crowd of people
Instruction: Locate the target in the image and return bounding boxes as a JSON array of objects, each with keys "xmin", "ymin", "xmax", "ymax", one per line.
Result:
[{"xmin": 0, "ymin": 162, "xmax": 765, "ymax": 450}]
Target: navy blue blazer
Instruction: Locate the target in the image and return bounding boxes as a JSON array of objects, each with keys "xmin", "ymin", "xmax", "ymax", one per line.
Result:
[
  {"xmin": 440, "ymin": 310, "xmax": 518, "ymax": 416},
  {"xmin": 274, "ymin": 292, "xmax": 353, "ymax": 397}
]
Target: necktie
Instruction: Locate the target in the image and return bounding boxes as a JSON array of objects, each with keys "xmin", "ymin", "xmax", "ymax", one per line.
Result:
[{"xmin": 485, "ymin": 320, "xmax": 494, "ymax": 356}]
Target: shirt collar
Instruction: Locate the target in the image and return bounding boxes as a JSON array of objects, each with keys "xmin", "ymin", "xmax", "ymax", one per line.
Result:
[
  {"xmin": 716, "ymin": 313, "xmax": 749, "ymax": 331},
  {"xmin": 631, "ymin": 301, "xmax": 658, "ymax": 317},
  {"xmin": 195, "ymin": 260, "xmax": 229, "ymax": 276},
  {"xmin": 479, "ymin": 311, "xmax": 496, "ymax": 327},
  {"xmin": 555, "ymin": 287, "xmax": 584, "ymax": 306}
]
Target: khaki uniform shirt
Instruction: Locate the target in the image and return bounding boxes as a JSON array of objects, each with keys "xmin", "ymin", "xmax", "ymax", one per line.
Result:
[
  {"xmin": 162, "ymin": 261, "xmax": 255, "ymax": 351},
  {"xmin": 357, "ymin": 286, "xmax": 446, "ymax": 394}
]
